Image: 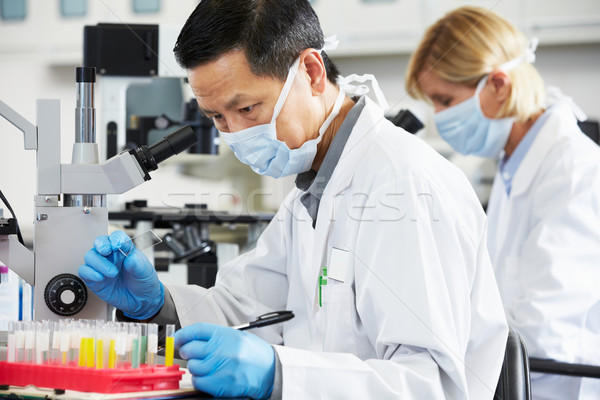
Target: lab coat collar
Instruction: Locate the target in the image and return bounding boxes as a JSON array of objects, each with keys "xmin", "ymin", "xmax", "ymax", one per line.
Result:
[
  {"xmin": 509, "ymin": 103, "xmax": 577, "ymax": 197},
  {"xmin": 315, "ymin": 96, "xmax": 385, "ymax": 202},
  {"xmin": 305, "ymin": 97, "xmax": 386, "ymax": 307}
]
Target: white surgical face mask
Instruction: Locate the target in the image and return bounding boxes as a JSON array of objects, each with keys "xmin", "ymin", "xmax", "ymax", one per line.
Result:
[
  {"xmin": 218, "ymin": 57, "xmax": 346, "ymax": 178},
  {"xmin": 434, "ymin": 76, "xmax": 515, "ymax": 158},
  {"xmin": 434, "ymin": 38, "xmax": 539, "ymax": 159}
]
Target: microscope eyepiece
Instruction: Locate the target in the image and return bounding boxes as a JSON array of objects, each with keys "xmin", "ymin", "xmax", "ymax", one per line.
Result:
[
  {"xmin": 76, "ymin": 67, "xmax": 96, "ymax": 83},
  {"xmin": 129, "ymin": 125, "xmax": 198, "ymax": 179},
  {"xmin": 148, "ymin": 125, "xmax": 198, "ymax": 165}
]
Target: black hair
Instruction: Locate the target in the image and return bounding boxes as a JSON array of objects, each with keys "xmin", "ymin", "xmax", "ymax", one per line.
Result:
[{"xmin": 173, "ymin": 0, "xmax": 340, "ymax": 83}]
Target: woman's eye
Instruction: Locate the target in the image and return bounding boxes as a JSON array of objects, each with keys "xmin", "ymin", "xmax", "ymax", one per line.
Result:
[
  {"xmin": 436, "ymin": 96, "xmax": 452, "ymax": 107},
  {"xmin": 432, "ymin": 95, "xmax": 452, "ymax": 108},
  {"xmin": 213, "ymin": 114, "xmax": 224, "ymax": 120}
]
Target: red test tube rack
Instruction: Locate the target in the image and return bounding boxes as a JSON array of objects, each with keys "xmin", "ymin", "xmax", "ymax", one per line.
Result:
[{"xmin": 0, "ymin": 362, "xmax": 184, "ymax": 393}]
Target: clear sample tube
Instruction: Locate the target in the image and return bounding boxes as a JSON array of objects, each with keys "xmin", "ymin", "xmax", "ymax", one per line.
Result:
[
  {"xmin": 6, "ymin": 321, "xmax": 15, "ymax": 362},
  {"xmin": 115, "ymin": 324, "xmax": 127, "ymax": 369},
  {"xmin": 7, "ymin": 321, "xmax": 16, "ymax": 362},
  {"xmin": 165, "ymin": 324, "xmax": 175, "ymax": 367},
  {"xmin": 146, "ymin": 323, "xmax": 158, "ymax": 366},
  {"xmin": 15, "ymin": 321, "xmax": 25, "ymax": 362},
  {"xmin": 124, "ymin": 324, "xmax": 133, "ymax": 368},
  {"xmin": 50, "ymin": 321, "xmax": 61, "ymax": 364},
  {"xmin": 70, "ymin": 321, "xmax": 81, "ymax": 364},
  {"xmin": 35, "ymin": 321, "xmax": 50, "ymax": 365},
  {"xmin": 24, "ymin": 321, "xmax": 35, "ymax": 363}
]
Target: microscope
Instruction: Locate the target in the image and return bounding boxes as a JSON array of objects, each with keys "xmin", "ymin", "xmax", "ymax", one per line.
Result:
[{"xmin": 0, "ymin": 67, "xmax": 197, "ymax": 321}]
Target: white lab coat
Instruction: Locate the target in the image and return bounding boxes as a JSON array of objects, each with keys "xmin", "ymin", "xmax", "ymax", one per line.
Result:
[
  {"xmin": 168, "ymin": 98, "xmax": 508, "ymax": 399},
  {"xmin": 487, "ymin": 102, "xmax": 600, "ymax": 400}
]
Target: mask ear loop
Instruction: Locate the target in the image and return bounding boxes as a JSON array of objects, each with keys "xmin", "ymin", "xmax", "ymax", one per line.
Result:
[
  {"xmin": 498, "ymin": 37, "xmax": 539, "ymax": 72},
  {"xmin": 477, "ymin": 37, "xmax": 539, "ymax": 112},
  {"xmin": 271, "ymin": 58, "xmax": 301, "ymax": 123},
  {"xmin": 338, "ymin": 74, "xmax": 389, "ymax": 111},
  {"xmin": 319, "ymin": 87, "xmax": 346, "ymax": 136},
  {"xmin": 321, "ymin": 35, "xmax": 339, "ymax": 52},
  {"xmin": 270, "ymin": 35, "xmax": 339, "ymax": 124}
]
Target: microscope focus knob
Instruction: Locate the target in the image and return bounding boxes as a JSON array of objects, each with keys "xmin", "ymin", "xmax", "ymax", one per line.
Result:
[{"xmin": 44, "ymin": 274, "xmax": 88, "ymax": 316}]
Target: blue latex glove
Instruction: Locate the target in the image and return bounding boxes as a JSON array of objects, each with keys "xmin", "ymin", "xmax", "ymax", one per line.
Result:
[
  {"xmin": 78, "ymin": 230, "xmax": 164, "ymax": 319},
  {"xmin": 175, "ymin": 323, "xmax": 275, "ymax": 399}
]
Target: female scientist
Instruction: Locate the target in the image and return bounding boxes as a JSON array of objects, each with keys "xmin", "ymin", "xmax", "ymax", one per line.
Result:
[{"xmin": 405, "ymin": 6, "xmax": 600, "ymax": 400}]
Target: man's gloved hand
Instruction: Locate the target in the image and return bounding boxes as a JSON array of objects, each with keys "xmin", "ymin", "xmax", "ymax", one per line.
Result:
[
  {"xmin": 78, "ymin": 230, "xmax": 164, "ymax": 319},
  {"xmin": 175, "ymin": 323, "xmax": 275, "ymax": 399}
]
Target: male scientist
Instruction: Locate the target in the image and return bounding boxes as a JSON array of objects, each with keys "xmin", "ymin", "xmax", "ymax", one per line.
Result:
[{"xmin": 79, "ymin": 0, "xmax": 508, "ymax": 398}]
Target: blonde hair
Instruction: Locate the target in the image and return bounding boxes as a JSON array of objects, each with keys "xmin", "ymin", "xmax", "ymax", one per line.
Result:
[{"xmin": 406, "ymin": 6, "xmax": 545, "ymax": 122}]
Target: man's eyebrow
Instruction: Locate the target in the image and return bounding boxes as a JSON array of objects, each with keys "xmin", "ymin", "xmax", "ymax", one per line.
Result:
[
  {"xmin": 224, "ymin": 94, "xmax": 250, "ymax": 110},
  {"xmin": 197, "ymin": 105, "xmax": 215, "ymax": 117},
  {"xmin": 197, "ymin": 94, "xmax": 251, "ymax": 117}
]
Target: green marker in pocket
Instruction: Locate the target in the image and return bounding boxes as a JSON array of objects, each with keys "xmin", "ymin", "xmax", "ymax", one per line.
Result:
[{"xmin": 319, "ymin": 267, "xmax": 327, "ymax": 307}]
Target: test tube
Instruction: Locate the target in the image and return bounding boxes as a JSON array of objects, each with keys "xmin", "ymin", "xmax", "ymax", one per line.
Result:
[
  {"xmin": 108, "ymin": 324, "xmax": 117, "ymax": 369},
  {"xmin": 70, "ymin": 321, "xmax": 81, "ymax": 364},
  {"xmin": 146, "ymin": 323, "xmax": 158, "ymax": 366},
  {"xmin": 78, "ymin": 322, "xmax": 87, "ymax": 367},
  {"xmin": 59, "ymin": 320, "xmax": 71, "ymax": 365},
  {"xmin": 138, "ymin": 323, "xmax": 148, "ymax": 365},
  {"xmin": 115, "ymin": 324, "xmax": 127, "ymax": 368},
  {"xmin": 129, "ymin": 324, "xmax": 141, "ymax": 369},
  {"xmin": 35, "ymin": 321, "xmax": 50, "ymax": 365},
  {"xmin": 165, "ymin": 324, "xmax": 175, "ymax": 367},
  {"xmin": 15, "ymin": 322, "xmax": 25, "ymax": 362},
  {"xmin": 7, "ymin": 321, "xmax": 16, "ymax": 362},
  {"xmin": 34, "ymin": 322, "xmax": 42, "ymax": 364},
  {"xmin": 95, "ymin": 322, "xmax": 105, "ymax": 369},
  {"xmin": 50, "ymin": 321, "xmax": 61, "ymax": 364},
  {"xmin": 24, "ymin": 321, "xmax": 35, "ymax": 363},
  {"xmin": 124, "ymin": 324, "xmax": 133, "ymax": 368}
]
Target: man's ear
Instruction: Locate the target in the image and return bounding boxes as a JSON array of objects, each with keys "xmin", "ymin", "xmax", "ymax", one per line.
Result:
[
  {"xmin": 488, "ymin": 68, "xmax": 512, "ymax": 103},
  {"xmin": 300, "ymin": 49, "xmax": 327, "ymax": 96}
]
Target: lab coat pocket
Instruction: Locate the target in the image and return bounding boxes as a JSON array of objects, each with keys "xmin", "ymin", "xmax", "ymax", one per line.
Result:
[{"xmin": 322, "ymin": 283, "xmax": 358, "ymax": 354}]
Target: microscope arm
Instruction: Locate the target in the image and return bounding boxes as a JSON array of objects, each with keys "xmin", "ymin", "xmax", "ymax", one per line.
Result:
[
  {"xmin": 61, "ymin": 152, "xmax": 146, "ymax": 195},
  {"xmin": 0, "ymin": 100, "xmax": 37, "ymax": 150},
  {"xmin": 62, "ymin": 124, "xmax": 197, "ymax": 194},
  {"xmin": 0, "ymin": 236, "xmax": 34, "ymax": 285}
]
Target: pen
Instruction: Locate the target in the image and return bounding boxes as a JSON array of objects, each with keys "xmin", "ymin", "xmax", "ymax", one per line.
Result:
[{"xmin": 232, "ymin": 311, "xmax": 295, "ymax": 331}]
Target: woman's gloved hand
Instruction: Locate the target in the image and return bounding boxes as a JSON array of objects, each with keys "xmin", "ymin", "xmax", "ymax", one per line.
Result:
[
  {"xmin": 175, "ymin": 323, "xmax": 275, "ymax": 399},
  {"xmin": 78, "ymin": 230, "xmax": 164, "ymax": 319}
]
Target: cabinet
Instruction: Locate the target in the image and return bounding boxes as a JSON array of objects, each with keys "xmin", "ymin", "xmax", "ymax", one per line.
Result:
[
  {"xmin": 0, "ymin": 0, "xmax": 199, "ymax": 65},
  {"xmin": 428, "ymin": 0, "xmax": 520, "ymax": 26},
  {"xmin": 1, "ymin": 0, "xmax": 599, "ymax": 62},
  {"xmin": 312, "ymin": 0, "xmax": 600, "ymax": 56},
  {"xmin": 337, "ymin": 0, "xmax": 425, "ymax": 55},
  {"xmin": 521, "ymin": 0, "xmax": 600, "ymax": 45}
]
